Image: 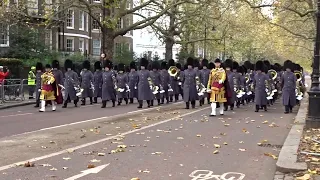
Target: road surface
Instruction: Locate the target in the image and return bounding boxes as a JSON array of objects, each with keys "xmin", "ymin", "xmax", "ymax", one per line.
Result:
[{"xmin": 0, "ymin": 99, "xmax": 296, "ymax": 180}]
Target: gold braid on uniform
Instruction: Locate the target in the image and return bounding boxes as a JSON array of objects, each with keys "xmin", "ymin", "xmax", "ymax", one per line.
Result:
[{"xmin": 207, "ymin": 68, "xmax": 227, "ymax": 103}]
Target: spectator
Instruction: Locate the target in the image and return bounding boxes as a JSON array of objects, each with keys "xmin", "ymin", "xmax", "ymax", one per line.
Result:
[
  {"xmin": 0, "ymin": 66, "xmax": 9, "ymax": 84},
  {"xmin": 28, "ymin": 66, "xmax": 36, "ymax": 99}
]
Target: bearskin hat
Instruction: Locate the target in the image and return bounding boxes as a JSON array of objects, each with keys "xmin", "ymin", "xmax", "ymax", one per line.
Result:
[
  {"xmin": 103, "ymin": 60, "xmax": 113, "ymax": 69},
  {"xmin": 118, "ymin": 63, "xmax": 125, "ymax": 71},
  {"xmin": 283, "ymin": 60, "xmax": 293, "ymax": 70},
  {"xmin": 52, "ymin": 60, "xmax": 60, "ymax": 69},
  {"xmin": 241, "ymin": 65, "xmax": 247, "ymax": 74},
  {"xmin": 36, "ymin": 62, "xmax": 43, "ymax": 71},
  {"xmin": 83, "ymin": 60, "xmax": 91, "ymax": 70},
  {"xmin": 224, "ymin": 59, "xmax": 233, "ymax": 69},
  {"xmin": 184, "ymin": 64, "xmax": 188, "ymax": 70},
  {"xmin": 161, "ymin": 61, "xmax": 167, "ymax": 70},
  {"xmin": 208, "ymin": 62, "xmax": 215, "ymax": 70},
  {"xmin": 130, "ymin": 61, "xmax": 136, "ymax": 69},
  {"xmin": 140, "ymin": 58, "xmax": 149, "ymax": 67},
  {"xmin": 294, "ymin": 64, "xmax": 302, "ymax": 71},
  {"xmin": 147, "ymin": 63, "xmax": 152, "ymax": 70},
  {"xmin": 113, "ymin": 65, "xmax": 118, "ymax": 71},
  {"xmin": 168, "ymin": 59, "xmax": 175, "ymax": 67},
  {"xmin": 194, "ymin": 59, "xmax": 200, "ymax": 68},
  {"xmin": 232, "ymin": 61, "xmax": 239, "ymax": 70},
  {"xmin": 263, "ymin": 60, "xmax": 271, "ymax": 70},
  {"xmin": 187, "ymin": 57, "xmax": 194, "ymax": 66},
  {"xmin": 151, "ymin": 61, "xmax": 160, "ymax": 70},
  {"xmin": 202, "ymin": 59, "xmax": 209, "ymax": 67},
  {"xmin": 45, "ymin": 64, "xmax": 51, "ymax": 69},
  {"xmin": 94, "ymin": 61, "xmax": 102, "ymax": 70},
  {"xmin": 214, "ymin": 58, "xmax": 221, "ymax": 63},
  {"xmin": 125, "ymin": 66, "xmax": 130, "ymax": 73},
  {"xmin": 176, "ymin": 63, "xmax": 182, "ymax": 70},
  {"xmin": 273, "ymin": 63, "xmax": 281, "ymax": 71},
  {"xmin": 64, "ymin": 59, "xmax": 73, "ymax": 70},
  {"xmin": 263, "ymin": 64, "xmax": 269, "ymax": 73},
  {"xmin": 255, "ymin": 60, "xmax": 264, "ymax": 71},
  {"xmin": 243, "ymin": 61, "xmax": 252, "ymax": 70}
]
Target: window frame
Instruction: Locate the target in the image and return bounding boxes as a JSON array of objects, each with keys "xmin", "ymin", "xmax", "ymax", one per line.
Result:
[
  {"xmin": 92, "ymin": 39, "xmax": 101, "ymax": 56},
  {"xmin": 66, "ymin": 37, "xmax": 74, "ymax": 52},
  {"xmin": 66, "ymin": 9, "xmax": 74, "ymax": 29},
  {"xmin": 79, "ymin": 38, "xmax": 84, "ymax": 53},
  {"xmin": 0, "ymin": 24, "xmax": 9, "ymax": 47},
  {"xmin": 92, "ymin": 13, "xmax": 101, "ymax": 31},
  {"xmin": 79, "ymin": 10, "xmax": 85, "ymax": 31}
]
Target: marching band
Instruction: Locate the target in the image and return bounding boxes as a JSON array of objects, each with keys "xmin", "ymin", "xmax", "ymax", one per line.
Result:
[{"xmin": 35, "ymin": 57, "xmax": 306, "ymax": 115}]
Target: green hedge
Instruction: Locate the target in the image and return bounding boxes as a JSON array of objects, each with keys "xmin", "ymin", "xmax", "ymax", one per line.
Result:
[{"xmin": 0, "ymin": 58, "xmax": 24, "ymax": 79}]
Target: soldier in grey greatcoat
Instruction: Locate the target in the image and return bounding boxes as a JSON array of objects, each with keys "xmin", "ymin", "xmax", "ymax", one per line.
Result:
[
  {"xmin": 239, "ymin": 66, "xmax": 247, "ymax": 106},
  {"xmin": 193, "ymin": 59, "xmax": 202, "ymax": 106},
  {"xmin": 51, "ymin": 60, "xmax": 64, "ymax": 104},
  {"xmin": 232, "ymin": 61, "xmax": 242, "ymax": 108},
  {"xmin": 253, "ymin": 60, "xmax": 268, "ymax": 112},
  {"xmin": 93, "ymin": 61, "xmax": 102, "ymax": 103},
  {"xmin": 281, "ymin": 60, "xmax": 296, "ymax": 113},
  {"xmin": 128, "ymin": 61, "xmax": 138, "ymax": 104},
  {"xmin": 116, "ymin": 63, "xmax": 129, "ymax": 105},
  {"xmin": 101, "ymin": 60, "xmax": 116, "ymax": 108},
  {"xmin": 223, "ymin": 59, "xmax": 235, "ymax": 111},
  {"xmin": 150, "ymin": 61, "xmax": 161, "ymax": 106},
  {"xmin": 62, "ymin": 59, "xmax": 80, "ymax": 108},
  {"xmin": 182, "ymin": 57, "xmax": 198, "ymax": 109},
  {"xmin": 200, "ymin": 59, "xmax": 210, "ymax": 105},
  {"xmin": 80, "ymin": 60, "xmax": 94, "ymax": 105},
  {"xmin": 176, "ymin": 63, "xmax": 184, "ymax": 99},
  {"xmin": 168, "ymin": 59, "xmax": 178, "ymax": 102},
  {"xmin": 137, "ymin": 58, "xmax": 154, "ymax": 108},
  {"xmin": 34, "ymin": 62, "xmax": 43, "ymax": 108},
  {"xmin": 159, "ymin": 62, "xmax": 170, "ymax": 104}
]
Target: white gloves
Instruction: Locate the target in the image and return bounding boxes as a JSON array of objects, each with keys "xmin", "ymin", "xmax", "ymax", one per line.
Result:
[
  {"xmin": 234, "ymin": 87, "xmax": 237, "ymax": 91},
  {"xmin": 47, "ymin": 81, "xmax": 51, "ymax": 85},
  {"xmin": 134, "ymin": 86, "xmax": 137, "ymax": 89},
  {"xmin": 207, "ymin": 88, "xmax": 212, "ymax": 93},
  {"xmin": 38, "ymin": 89, "xmax": 41, "ymax": 92},
  {"xmin": 218, "ymin": 80, "xmax": 223, "ymax": 84}
]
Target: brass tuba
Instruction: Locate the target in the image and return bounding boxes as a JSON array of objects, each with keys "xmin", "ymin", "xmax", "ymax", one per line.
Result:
[
  {"xmin": 295, "ymin": 71, "xmax": 302, "ymax": 82},
  {"xmin": 168, "ymin": 66, "xmax": 179, "ymax": 77},
  {"xmin": 268, "ymin": 69, "xmax": 277, "ymax": 81},
  {"xmin": 147, "ymin": 77, "xmax": 159, "ymax": 94},
  {"xmin": 295, "ymin": 71, "xmax": 303, "ymax": 100},
  {"xmin": 196, "ymin": 76, "xmax": 206, "ymax": 96}
]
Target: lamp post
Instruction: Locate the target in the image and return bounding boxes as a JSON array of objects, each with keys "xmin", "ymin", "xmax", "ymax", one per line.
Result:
[
  {"xmin": 204, "ymin": 23, "xmax": 207, "ymax": 58},
  {"xmin": 306, "ymin": 0, "xmax": 320, "ymax": 128}
]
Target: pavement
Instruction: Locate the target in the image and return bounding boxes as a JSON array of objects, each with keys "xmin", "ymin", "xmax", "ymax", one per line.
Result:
[{"xmin": 0, "ymin": 97, "xmax": 297, "ymax": 180}]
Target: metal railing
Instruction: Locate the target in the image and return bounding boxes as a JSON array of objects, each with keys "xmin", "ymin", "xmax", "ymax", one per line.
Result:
[{"xmin": 0, "ymin": 79, "xmax": 28, "ymax": 104}]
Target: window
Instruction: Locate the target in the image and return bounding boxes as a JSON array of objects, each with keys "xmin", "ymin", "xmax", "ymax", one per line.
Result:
[
  {"xmin": 0, "ymin": 23, "xmax": 9, "ymax": 47},
  {"xmin": 93, "ymin": 40, "xmax": 101, "ymax": 55},
  {"xmin": 79, "ymin": 39, "xmax": 84, "ymax": 53},
  {"xmin": 45, "ymin": 29, "xmax": 52, "ymax": 49},
  {"xmin": 125, "ymin": 43, "xmax": 131, "ymax": 51},
  {"xmin": 115, "ymin": 43, "xmax": 122, "ymax": 55},
  {"xmin": 116, "ymin": 18, "xmax": 123, "ymax": 29},
  {"xmin": 27, "ymin": 0, "xmax": 38, "ymax": 15},
  {"xmin": 44, "ymin": 0, "xmax": 52, "ymax": 11},
  {"xmin": 93, "ymin": 0, "xmax": 100, "ymax": 3},
  {"xmin": 66, "ymin": 9, "xmax": 74, "ymax": 29},
  {"xmin": 92, "ymin": 13, "xmax": 100, "ymax": 30},
  {"xmin": 79, "ymin": 11, "xmax": 84, "ymax": 30},
  {"xmin": 66, "ymin": 38, "xmax": 74, "ymax": 51},
  {"xmin": 86, "ymin": 14, "xmax": 88, "ymax": 32}
]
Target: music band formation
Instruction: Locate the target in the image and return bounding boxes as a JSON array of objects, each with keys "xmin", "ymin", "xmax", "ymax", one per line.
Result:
[{"xmin": 34, "ymin": 57, "xmax": 306, "ymax": 115}]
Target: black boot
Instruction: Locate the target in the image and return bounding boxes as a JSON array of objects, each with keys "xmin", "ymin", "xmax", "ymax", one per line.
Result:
[
  {"xmin": 81, "ymin": 98, "xmax": 86, "ymax": 105},
  {"xmin": 161, "ymin": 97, "xmax": 164, "ymax": 104},
  {"xmin": 263, "ymin": 105, "xmax": 267, "ymax": 111},
  {"xmin": 174, "ymin": 94, "xmax": 179, "ymax": 102},
  {"xmin": 230, "ymin": 103, "xmax": 234, "ymax": 110},
  {"xmin": 118, "ymin": 98, "xmax": 122, "ymax": 106},
  {"xmin": 255, "ymin": 105, "xmax": 259, "ymax": 112},
  {"xmin": 62, "ymin": 101, "xmax": 68, "ymax": 108},
  {"xmin": 157, "ymin": 99, "xmax": 161, "ymax": 105},
  {"xmin": 147, "ymin": 100, "xmax": 151, "ymax": 108},
  {"xmin": 124, "ymin": 98, "xmax": 128, "ymax": 104},
  {"xmin": 90, "ymin": 97, "xmax": 93, "ymax": 104},
  {"xmin": 137, "ymin": 100, "xmax": 143, "ymax": 108},
  {"xmin": 93, "ymin": 97, "xmax": 98, "ymax": 103},
  {"xmin": 289, "ymin": 106, "xmax": 293, "ymax": 113},
  {"xmin": 284, "ymin": 106, "xmax": 289, "ymax": 114},
  {"xmin": 236, "ymin": 101, "xmax": 240, "ymax": 108},
  {"xmin": 166, "ymin": 97, "xmax": 170, "ymax": 104},
  {"xmin": 224, "ymin": 103, "xmax": 228, "ymax": 111},
  {"xmin": 191, "ymin": 100, "xmax": 196, "ymax": 109},
  {"xmin": 101, "ymin": 100, "xmax": 106, "ymax": 108},
  {"xmin": 199, "ymin": 99, "xmax": 203, "ymax": 106},
  {"xmin": 169, "ymin": 95, "xmax": 173, "ymax": 102},
  {"xmin": 150, "ymin": 100, "xmax": 154, "ymax": 106},
  {"xmin": 74, "ymin": 100, "xmax": 78, "ymax": 107},
  {"xmin": 34, "ymin": 100, "xmax": 40, "ymax": 108},
  {"xmin": 129, "ymin": 98, "xmax": 134, "ymax": 104},
  {"xmin": 185, "ymin": 102, "xmax": 190, "ymax": 109},
  {"xmin": 112, "ymin": 100, "xmax": 116, "ymax": 107},
  {"xmin": 207, "ymin": 97, "xmax": 211, "ymax": 104}
]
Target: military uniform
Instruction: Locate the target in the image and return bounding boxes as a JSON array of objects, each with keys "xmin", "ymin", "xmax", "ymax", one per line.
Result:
[
  {"xmin": 39, "ymin": 64, "xmax": 58, "ymax": 112},
  {"xmin": 168, "ymin": 59, "xmax": 179, "ymax": 102},
  {"xmin": 253, "ymin": 61, "xmax": 268, "ymax": 112},
  {"xmin": 128, "ymin": 61, "xmax": 139, "ymax": 103},
  {"xmin": 150, "ymin": 61, "xmax": 161, "ymax": 106},
  {"xmin": 160, "ymin": 62, "xmax": 170, "ymax": 104},
  {"xmin": 200, "ymin": 59, "xmax": 211, "ymax": 105},
  {"xmin": 80, "ymin": 60, "xmax": 94, "ymax": 105},
  {"xmin": 101, "ymin": 60, "xmax": 116, "ymax": 108},
  {"xmin": 34, "ymin": 62, "xmax": 43, "ymax": 108},
  {"xmin": 224, "ymin": 59, "xmax": 235, "ymax": 110},
  {"xmin": 62, "ymin": 59, "xmax": 80, "ymax": 108},
  {"xmin": 93, "ymin": 61, "xmax": 103, "ymax": 103},
  {"xmin": 182, "ymin": 57, "xmax": 198, "ymax": 109},
  {"xmin": 137, "ymin": 58, "xmax": 153, "ymax": 108},
  {"xmin": 116, "ymin": 63, "xmax": 129, "ymax": 105},
  {"xmin": 194, "ymin": 59, "xmax": 202, "ymax": 106},
  {"xmin": 51, "ymin": 60, "xmax": 64, "ymax": 104},
  {"xmin": 281, "ymin": 60, "xmax": 297, "ymax": 113}
]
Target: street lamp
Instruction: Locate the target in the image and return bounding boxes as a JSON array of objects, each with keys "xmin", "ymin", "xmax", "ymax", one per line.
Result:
[
  {"xmin": 306, "ymin": 0, "xmax": 320, "ymax": 128},
  {"xmin": 204, "ymin": 24, "xmax": 216, "ymax": 59}
]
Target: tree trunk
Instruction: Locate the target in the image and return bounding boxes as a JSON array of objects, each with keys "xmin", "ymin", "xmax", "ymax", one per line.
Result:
[
  {"xmin": 165, "ymin": 37, "xmax": 174, "ymax": 60},
  {"xmin": 102, "ymin": 27, "xmax": 115, "ymax": 60}
]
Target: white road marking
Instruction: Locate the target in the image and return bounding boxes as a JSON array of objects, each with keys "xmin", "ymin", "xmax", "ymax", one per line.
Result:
[
  {"xmin": 0, "ymin": 113, "xmax": 34, "ymax": 118},
  {"xmin": 189, "ymin": 170, "xmax": 245, "ymax": 180},
  {"xmin": 64, "ymin": 164, "xmax": 109, "ymax": 180},
  {"xmin": 0, "ymin": 106, "xmax": 209, "ymax": 172},
  {"xmin": 10, "ymin": 102, "xmax": 183, "ymax": 137}
]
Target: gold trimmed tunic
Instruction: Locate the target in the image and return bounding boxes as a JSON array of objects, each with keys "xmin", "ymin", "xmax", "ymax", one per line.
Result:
[
  {"xmin": 207, "ymin": 68, "xmax": 227, "ymax": 103},
  {"xmin": 40, "ymin": 71, "xmax": 57, "ymax": 101}
]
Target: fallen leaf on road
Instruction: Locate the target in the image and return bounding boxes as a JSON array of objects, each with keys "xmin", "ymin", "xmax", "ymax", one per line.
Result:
[
  {"xmin": 264, "ymin": 153, "xmax": 278, "ymax": 160},
  {"xmin": 213, "ymin": 136, "xmax": 220, "ymax": 139},
  {"xmin": 262, "ymin": 120, "xmax": 268, "ymax": 124},
  {"xmin": 256, "ymin": 126, "xmax": 261, "ymax": 128},
  {"xmin": 106, "ymin": 134, "xmax": 112, "ymax": 136},
  {"xmin": 213, "ymin": 150, "xmax": 219, "ymax": 154},
  {"xmin": 214, "ymin": 144, "xmax": 221, "ymax": 148},
  {"xmin": 224, "ymin": 124, "xmax": 230, "ymax": 127},
  {"xmin": 177, "ymin": 137, "xmax": 184, "ymax": 140},
  {"xmin": 39, "ymin": 164, "xmax": 52, "ymax": 167},
  {"xmin": 50, "ymin": 168, "xmax": 57, "ymax": 171},
  {"xmin": 308, "ymin": 169, "xmax": 317, "ymax": 174},
  {"xmin": 311, "ymin": 157, "xmax": 320, "ymax": 162},
  {"xmin": 239, "ymin": 141, "xmax": 244, "ymax": 144},
  {"xmin": 98, "ymin": 153, "xmax": 105, "ymax": 156},
  {"xmin": 66, "ymin": 149, "xmax": 75, "ymax": 153},
  {"xmin": 87, "ymin": 164, "xmax": 96, "ymax": 168},
  {"xmin": 131, "ymin": 178, "xmax": 140, "ymax": 180},
  {"xmin": 90, "ymin": 159, "xmax": 101, "ymax": 163},
  {"xmin": 24, "ymin": 162, "xmax": 35, "ymax": 167},
  {"xmin": 132, "ymin": 124, "xmax": 140, "ymax": 129},
  {"xmin": 41, "ymin": 146, "xmax": 47, "ymax": 149},
  {"xmin": 116, "ymin": 127, "xmax": 120, "ymax": 129},
  {"xmin": 139, "ymin": 170, "xmax": 150, "ymax": 173},
  {"xmin": 239, "ymin": 148, "xmax": 246, "ymax": 152},
  {"xmin": 220, "ymin": 133, "xmax": 227, "ymax": 136},
  {"xmin": 117, "ymin": 145, "xmax": 127, "ymax": 148},
  {"xmin": 295, "ymin": 174, "xmax": 310, "ymax": 180},
  {"xmin": 151, "ymin": 152, "xmax": 162, "ymax": 155},
  {"xmin": 62, "ymin": 167, "xmax": 68, "ymax": 170},
  {"xmin": 251, "ymin": 120, "xmax": 256, "ymax": 122},
  {"xmin": 260, "ymin": 115, "xmax": 264, "ymax": 117},
  {"xmin": 196, "ymin": 134, "xmax": 202, "ymax": 137},
  {"xmin": 269, "ymin": 122, "xmax": 279, "ymax": 127},
  {"xmin": 62, "ymin": 157, "xmax": 71, "ymax": 160},
  {"xmin": 49, "ymin": 141, "xmax": 56, "ymax": 144}
]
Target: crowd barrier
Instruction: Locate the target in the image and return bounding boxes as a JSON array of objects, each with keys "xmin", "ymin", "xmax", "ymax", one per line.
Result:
[{"xmin": 0, "ymin": 79, "xmax": 28, "ymax": 104}]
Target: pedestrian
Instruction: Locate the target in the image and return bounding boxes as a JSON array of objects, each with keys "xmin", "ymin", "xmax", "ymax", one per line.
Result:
[
  {"xmin": 34, "ymin": 62, "xmax": 43, "ymax": 108},
  {"xmin": 28, "ymin": 66, "xmax": 36, "ymax": 99},
  {"xmin": 80, "ymin": 60, "xmax": 94, "ymax": 105},
  {"xmin": 93, "ymin": 61, "xmax": 103, "ymax": 103},
  {"xmin": 62, "ymin": 59, "xmax": 80, "ymax": 108},
  {"xmin": 116, "ymin": 63, "xmax": 129, "ymax": 105},
  {"xmin": 101, "ymin": 60, "xmax": 117, "ymax": 108},
  {"xmin": 137, "ymin": 58, "xmax": 153, "ymax": 108},
  {"xmin": 253, "ymin": 60, "xmax": 268, "ymax": 112},
  {"xmin": 160, "ymin": 61, "xmax": 170, "ymax": 104},
  {"xmin": 0, "ymin": 65, "xmax": 9, "ymax": 84},
  {"xmin": 182, "ymin": 57, "xmax": 198, "ymax": 109},
  {"xmin": 128, "ymin": 61, "xmax": 139, "ymax": 104},
  {"xmin": 39, "ymin": 64, "xmax": 58, "ymax": 112},
  {"xmin": 281, "ymin": 60, "xmax": 296, "ymax": 114}
]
